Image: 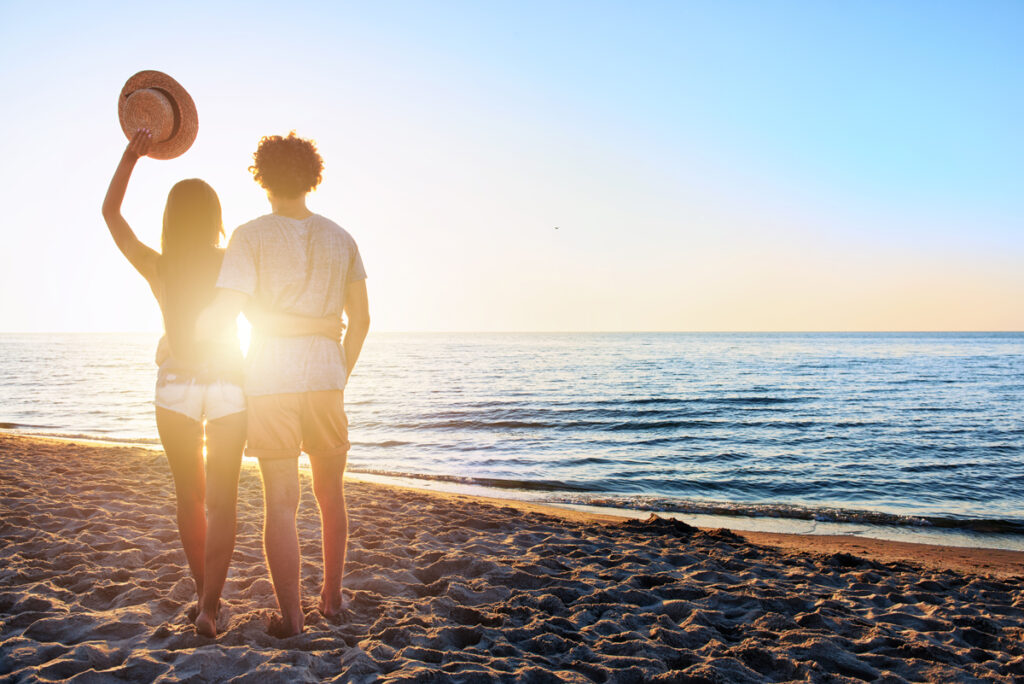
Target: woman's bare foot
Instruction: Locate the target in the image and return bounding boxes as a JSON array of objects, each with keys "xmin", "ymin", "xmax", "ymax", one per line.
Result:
[{"xmin": 318, "ymin": 591, "xmax": 349, "ymax": 623}]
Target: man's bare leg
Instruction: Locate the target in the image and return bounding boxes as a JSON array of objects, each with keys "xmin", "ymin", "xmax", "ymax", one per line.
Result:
[
  {"xmin": 195, "ymin": 411, "xmax": 245, "ymax": 637},
  {"xmin": 258, "ymin": 457, "xmax": 303, "ymax": 636},
  {"xmin": 310, "ymin": 453, "xmax": 348, "ymax": 618},
  {"xmin": 156, "ymin": 408, "xmax": 206, "ymax": 607}
]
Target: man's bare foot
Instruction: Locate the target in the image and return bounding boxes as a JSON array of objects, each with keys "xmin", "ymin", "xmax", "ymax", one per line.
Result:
[
  {"xmin": 195, "ymin": 609, "xmax": 217, "ymax": 638},
  {"xmin": 318, "ymin": 592, "xmax": 350, "ymax": 623},
  {"xmin": 194, "ymin": 601, "xmax": 220, "ymax": 638},
  {"xmin": 267, "ymin": 613, "xmax": 303, "ymax": 638}
]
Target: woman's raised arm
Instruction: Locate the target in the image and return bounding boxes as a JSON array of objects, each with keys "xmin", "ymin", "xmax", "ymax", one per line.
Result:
[{"xmin": 102, "ymin": 129, "xmax": 160, "ymax": 284}]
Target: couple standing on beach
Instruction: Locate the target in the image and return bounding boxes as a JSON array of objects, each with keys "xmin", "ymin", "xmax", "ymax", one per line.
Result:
[{"xmin": 103, "ymin": 81, "xmax": 368, "ymax": 638}]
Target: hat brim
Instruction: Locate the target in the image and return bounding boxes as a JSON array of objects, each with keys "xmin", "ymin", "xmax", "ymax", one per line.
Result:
[{"xmin": 118, "ymin": 70, "xmax": 198, "ymax": 160}]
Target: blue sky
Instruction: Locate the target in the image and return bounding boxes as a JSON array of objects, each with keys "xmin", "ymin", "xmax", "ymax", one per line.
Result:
[{"xmin": 1, "ymin": 1, "xmax": 1021, "ymax": 331}]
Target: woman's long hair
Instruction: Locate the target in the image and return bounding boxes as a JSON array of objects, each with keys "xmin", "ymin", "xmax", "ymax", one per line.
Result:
[{"xmin": 157, "ymin": 179, "xmax": 225, "ymax": 366}]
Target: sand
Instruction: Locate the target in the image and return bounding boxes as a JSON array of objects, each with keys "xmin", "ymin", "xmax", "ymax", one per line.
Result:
[{"xmin": 1, "ymin": 433, "xmax": 1022, "ymax": 682}]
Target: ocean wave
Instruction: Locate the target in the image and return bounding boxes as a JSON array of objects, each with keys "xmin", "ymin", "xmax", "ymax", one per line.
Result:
[
  {"xmin": 346, "ymin": 468, "xmax": 593, "ymax": 492},
  {"xmin": 545, "ymin": 495, "xmax": 1024, "ymax": 536},
  {"xmin": 0, "ymin": 421, "xmax": 53, "ymax": 430},
  {"xmin": 716, "ymin": 396, "xmax": 811, "ymax": 404},
  {"xmin": 606, "ymin": 420, "xmax": 722, "ymax": 431},
  {"xmin": 342, "ymin": 467, "xmax": 1024, "ymax": 536},
  {"xmin": 389, "ymin": 418, "xmax": 687, "ymax": 431},
  {"xmin": 391, "ymin": 417, "xmax": 831, "ymax": 432},
  {"xmin": 1, "ymin": 427, "xmax": 161, "ymax": 447}
]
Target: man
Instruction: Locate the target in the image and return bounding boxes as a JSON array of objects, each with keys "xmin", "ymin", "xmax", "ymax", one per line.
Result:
[{"xmin": 198, "ymin": 132, "xmax": 369, "ymax": 636}]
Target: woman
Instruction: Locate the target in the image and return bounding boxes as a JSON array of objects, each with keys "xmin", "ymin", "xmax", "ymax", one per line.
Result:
[{"xmin": 102, "ymin": 129, "xmax": 338, "ymax": 637}]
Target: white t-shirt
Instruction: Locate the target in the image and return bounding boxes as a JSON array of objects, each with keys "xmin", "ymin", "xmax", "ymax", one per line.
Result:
[{"xmin": 217, "ymin": 213, "xmax": 366, "ymax": 396}]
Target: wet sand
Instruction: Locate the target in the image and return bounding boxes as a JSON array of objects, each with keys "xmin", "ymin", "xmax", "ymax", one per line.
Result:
[{"xmin": 1, "ymin": 433, "xmax": 1022, "ymax": 682}]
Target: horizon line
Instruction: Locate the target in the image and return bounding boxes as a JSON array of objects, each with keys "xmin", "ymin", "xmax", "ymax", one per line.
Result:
[{"xmin": 3, "ymin": 330, "xmax": 1023, "ymax": 335}]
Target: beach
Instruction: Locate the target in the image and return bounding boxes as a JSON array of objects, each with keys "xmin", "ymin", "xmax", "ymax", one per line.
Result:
[{"xmin": 1, "ymin": 433, "xmax": 1022, "ymax": 683}]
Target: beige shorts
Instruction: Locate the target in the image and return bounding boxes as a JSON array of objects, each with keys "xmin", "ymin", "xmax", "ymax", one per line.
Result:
[{"xmin": 245, "ymin": 391, "xmax": 349, "ymax": 461}]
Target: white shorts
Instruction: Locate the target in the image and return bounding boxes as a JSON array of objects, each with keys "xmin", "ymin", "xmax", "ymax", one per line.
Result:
[{"xmin": 155, "ymin": 372, "xmax": 246, "ymax": 423}]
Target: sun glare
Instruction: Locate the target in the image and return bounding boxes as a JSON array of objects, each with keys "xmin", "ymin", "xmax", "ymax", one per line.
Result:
[{"xmin": 237, "ymin": 314, "xmax": 252, "ymax": 356}]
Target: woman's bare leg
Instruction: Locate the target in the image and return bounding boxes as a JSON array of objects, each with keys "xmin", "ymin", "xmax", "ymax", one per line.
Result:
[
  {"xmin": 195, "ymin": 410, "xmax": 245, "ymax": 637},
  {"xmin": 156, "ymin": 407, "xmax": 206, "ymax": 605}
]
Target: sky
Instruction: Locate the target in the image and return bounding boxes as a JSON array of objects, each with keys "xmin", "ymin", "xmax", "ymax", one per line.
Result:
[{"xmin": 0, "ymin": 0, "xmax": 1021, "ymax": 332}]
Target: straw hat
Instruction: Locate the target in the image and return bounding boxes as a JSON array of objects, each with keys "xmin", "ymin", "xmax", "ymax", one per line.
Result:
[{"xmin": 118, "ymin": 70, "xmax": 198, "ymax": 160}]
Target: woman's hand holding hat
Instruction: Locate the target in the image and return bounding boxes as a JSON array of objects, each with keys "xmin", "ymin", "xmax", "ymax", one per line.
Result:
[{"xmin": 125, "ymin": 128, "xmax": 154, "ymax": 161}]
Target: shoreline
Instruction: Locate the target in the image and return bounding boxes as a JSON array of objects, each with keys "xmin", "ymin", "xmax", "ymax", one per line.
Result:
[
  {"xmin": 343, "ymin": 475, "xmax": 1024, "ymax": 580},
  {"xmin": 7, "ymin": 428, "xmax": 1024, "ymax": 555},
  {"xmin": 5, "ymin": 431, "xmax": 1024, "ymax": 575},
  {"xmin": 2, "ymin": 431, "xmax": 1022, "ymax": 681}
]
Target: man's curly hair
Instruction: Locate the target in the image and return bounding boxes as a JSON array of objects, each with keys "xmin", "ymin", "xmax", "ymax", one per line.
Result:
[{"xmin": 249, "ymin": 131, "xmax": 324, "ymax": 199}]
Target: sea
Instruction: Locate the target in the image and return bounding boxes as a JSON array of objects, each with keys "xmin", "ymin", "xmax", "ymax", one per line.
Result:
[{"xmin": 2, "ymin": 332, "xmax": 1022, "ymax": 550}]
